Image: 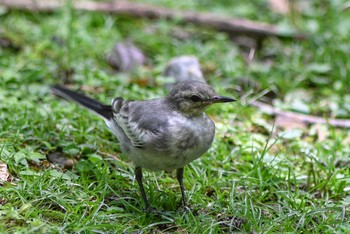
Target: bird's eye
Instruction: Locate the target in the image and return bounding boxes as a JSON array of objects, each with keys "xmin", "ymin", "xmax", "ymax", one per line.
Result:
[{"xmin": 190, "ymin": 95, "xmax": 201, "ymax": 102}]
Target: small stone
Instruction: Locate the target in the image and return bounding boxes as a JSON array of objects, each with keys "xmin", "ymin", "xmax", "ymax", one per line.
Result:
[
  {"xmin": 107, "ymin": 41, "xmax": 146, "ymax": 72},
  {"xmin": 163, "ymin": 55, "xmax": 206, "ymax": 89}
]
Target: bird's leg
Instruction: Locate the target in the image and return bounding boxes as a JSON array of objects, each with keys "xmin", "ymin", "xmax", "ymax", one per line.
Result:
[
  {"xmin": 135, "ymin": 166, "xmax": 151, "ymax": 210},
  {"xmin": 176, "ymin": 167, "xmax": 187, "ymax": 207}
]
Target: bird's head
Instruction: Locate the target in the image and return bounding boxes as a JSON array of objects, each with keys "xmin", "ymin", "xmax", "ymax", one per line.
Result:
[{"xmin": 165, "ymin": 80, "xmax": 235, "ymax": 117}]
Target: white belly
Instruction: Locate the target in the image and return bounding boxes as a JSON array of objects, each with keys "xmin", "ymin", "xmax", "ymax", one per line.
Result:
[{"xmin": 127, "ymin": 114, "xmax": 215, "ymax": 171}]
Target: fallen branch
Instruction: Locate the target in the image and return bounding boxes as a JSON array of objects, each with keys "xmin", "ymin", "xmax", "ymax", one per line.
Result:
[
  {"xmin": 0, "ymin": 0, "xmax": 305, "ymax": 40},
  {"xmin": 251, "ymin": 101, "xmax": 350, "ymax": 128}
]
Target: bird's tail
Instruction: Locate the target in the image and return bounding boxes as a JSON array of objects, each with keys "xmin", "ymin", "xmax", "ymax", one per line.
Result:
[{"xmin": 51, "ymin": 85, "xmax": 113, "ymax": 120}]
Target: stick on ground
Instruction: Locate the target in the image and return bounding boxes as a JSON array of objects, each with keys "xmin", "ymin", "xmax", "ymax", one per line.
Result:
[
  {"xmin": 0, "ymin": 0, "xmax": 305, "ymax": 40},
  {"xmin": 251, "ymin": 101, "xmax": 350, "ymax": 128}
]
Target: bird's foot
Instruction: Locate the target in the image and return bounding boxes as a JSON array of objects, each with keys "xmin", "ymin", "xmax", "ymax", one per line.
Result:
[
  {"xmin": 144, "ymin": 206, "xmax": 173, "ymax": 217},
  {"xmin": 144, "ymin": 205, "xmax": 157, "ymax": 213},
  {"xmin": 144, "ymin": 205, "xmax": 167, "ymax": 216},
  {"xmin": 177, "ymin": 201, "xmax": 191, "ymax": 213},
  {"xmin": 178, "ymin": 205, "xmax": 191, "ymax": 213}
]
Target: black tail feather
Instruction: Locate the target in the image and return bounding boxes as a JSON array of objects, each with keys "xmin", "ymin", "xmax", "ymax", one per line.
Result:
[{"xmin": 51, "ymin": 85, "xmax": 113, "ymax": 120}]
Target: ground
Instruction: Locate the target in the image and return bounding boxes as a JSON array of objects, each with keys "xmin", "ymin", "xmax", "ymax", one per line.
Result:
[{"xmin": 0, "ymin": 0, "xmax": 350, "ymax": 233}]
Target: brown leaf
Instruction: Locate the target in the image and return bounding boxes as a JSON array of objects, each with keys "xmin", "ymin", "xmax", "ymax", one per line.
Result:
[
  {"xmin": 0, "ymin": 36, "xmax": 21, "ymax": 51},
  {"xmin": 268, "ymin": 0, "xmax": 290, "ymax": 14},
  {"xmin": 80, "ymin": 85, "xmax": 105, "ymax": 93},
  {"xmin": 314, "ymin": 124, "xmax": 328, "ymax": 142},
  {"xmin": 343, "ymin": 133, "xmax": 350, "ymax": 144},
  {"xmin": 275, "ymin": 115, "xmax": 307, "ymax": 130},
  {"xmin": 0, "ymin": 161, "xmax": 10, "ymax": 184}
]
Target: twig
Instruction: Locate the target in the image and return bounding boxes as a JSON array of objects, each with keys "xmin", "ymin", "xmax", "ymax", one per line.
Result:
[
  {"xmin": 0, "ymin": 0, "xmax": 305, "ymax": 40},
  {"xmin": 251, "ymin": 101, "xmax": 350, "ymax": 128}
]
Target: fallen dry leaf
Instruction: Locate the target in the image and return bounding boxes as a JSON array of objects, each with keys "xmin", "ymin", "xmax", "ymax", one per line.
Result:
[
  {"xmin": 0, "ymin": 161, "xmax": 10, "ymax": 184},
  {"xmin": 275, "ymin": 115, "xmax": 307, "ymax": 130},
  {"xmin": 314, "ymin": 124, "xmax": 329, "ymax": 142},
  {"xmin": 343, "ymin": 133, "xmax": 350, "ymax": 144},
  {"xmin": 0, "ymin": 36, "xmax": 21, "ymax": 51},
  {"xmin": 269, "ymin": 0, "xmax": 290, "ymax": 14}
]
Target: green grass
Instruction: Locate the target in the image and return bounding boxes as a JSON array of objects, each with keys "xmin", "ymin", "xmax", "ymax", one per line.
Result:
[{"xmin": 1, "ymin": 0, "xmax": 350, "ymax": 233}]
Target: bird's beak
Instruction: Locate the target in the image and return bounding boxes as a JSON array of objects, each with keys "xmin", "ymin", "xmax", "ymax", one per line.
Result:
[{"xmin": 211, "ymin": 96, "xmax": 236, "ymax": 103}]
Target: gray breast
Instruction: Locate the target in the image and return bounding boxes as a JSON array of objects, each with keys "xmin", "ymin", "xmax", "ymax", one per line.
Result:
[{"xmin": 169, "ymin": 113, "xmax": 215, "ymax": 167}]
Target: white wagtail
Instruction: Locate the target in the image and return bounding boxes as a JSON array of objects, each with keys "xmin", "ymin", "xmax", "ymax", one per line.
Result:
[{"xmin": 51, "ymin": 80, "xmax": 235, "ymax": 210}]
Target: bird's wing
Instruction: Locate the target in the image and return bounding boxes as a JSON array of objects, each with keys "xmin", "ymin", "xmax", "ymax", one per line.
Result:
[{"xmin": 111, "ymin": 98, "xmax": 170, "ymax": 150}]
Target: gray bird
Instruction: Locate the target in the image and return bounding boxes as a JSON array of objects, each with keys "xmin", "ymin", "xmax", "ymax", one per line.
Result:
[{"xmin": 51, "ymin": 80, "xmax": 235, "ymax": 210}]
